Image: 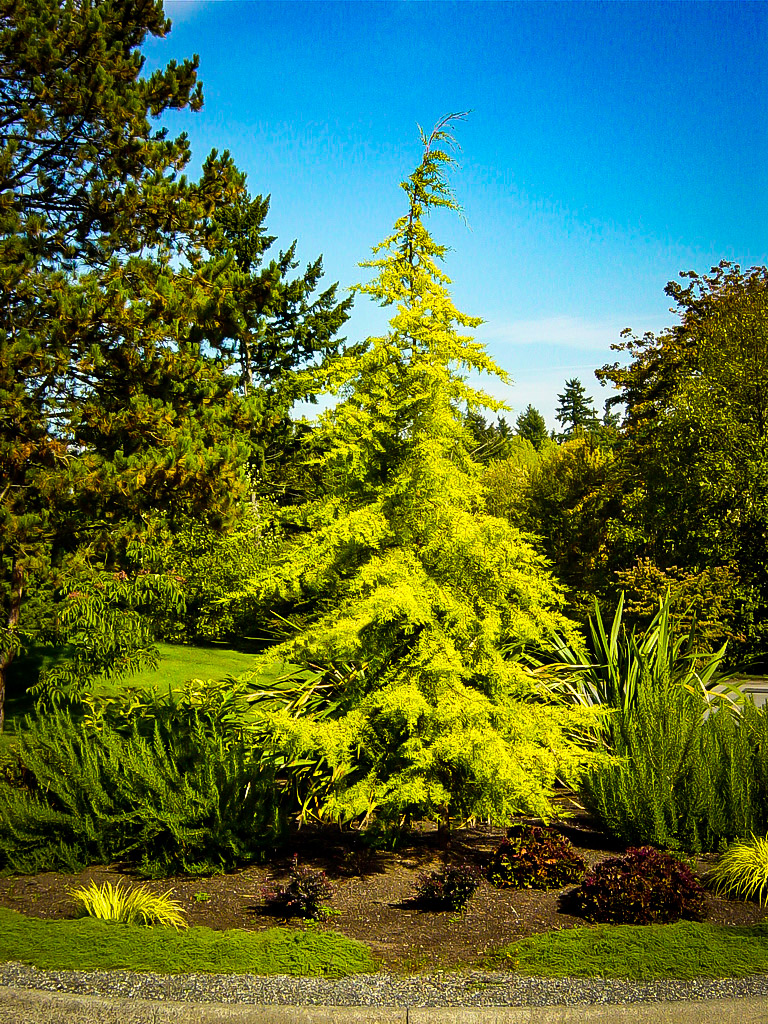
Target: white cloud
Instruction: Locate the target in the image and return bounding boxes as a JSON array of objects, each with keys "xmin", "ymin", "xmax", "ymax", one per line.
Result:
[
  {"xmin": 475, "ymin": 313, "xmax": 673, "ymax": 352},
  {"xmin": 164, "ymin": 0, "xmax": 217, "ymax": 25}
]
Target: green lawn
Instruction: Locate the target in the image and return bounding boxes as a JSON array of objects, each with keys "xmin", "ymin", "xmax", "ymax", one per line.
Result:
[
  {"xmin": 9, "ymin": 642, "xmax": 261, "ymax": 695},
  {"xmin": 0, "ymin": 907, "xmax": 376, "ymax": 976},
  {"xmin": 93, "ymin": 643, "xmax": 264, "ymax": 694},
  {"xmin": 2, "ymin": 642, "xmax": 284, "ymax": 743},
  {"xmin": 490, "ymin": 921, "xmax": 768, "ymax": 979}
]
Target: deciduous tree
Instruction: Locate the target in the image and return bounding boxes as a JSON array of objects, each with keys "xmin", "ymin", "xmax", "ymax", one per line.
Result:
[{"xmin": 597, "ymin": 261, "xmax": 768, "ymax": 656}]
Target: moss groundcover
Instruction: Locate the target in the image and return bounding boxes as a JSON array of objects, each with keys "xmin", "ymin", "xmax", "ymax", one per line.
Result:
[
  {"xmin": 494, "ymin": 921, "xmax": 768, "ymax": 980},
  {"xmin": 3, "ymin": 906, "xmax": 768, "ymax": 980},
  {"xmin": 0, "ymin": 907, "xmax": 377, "ymax": 976}
]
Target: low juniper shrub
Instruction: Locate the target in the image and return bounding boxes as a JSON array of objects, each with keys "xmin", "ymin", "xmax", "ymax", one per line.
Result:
[
  {"xmin": 263, "ymin": 855, "xmax": 336, "ymax": 919},
  {"xmin": 569, "ymin": 845, "xmax": 707, "ymax": 925},
  {"xmin": 413, "ymin": 862, "xmax": 482, "ymax": 911},
  {"xmin": 488, "ymin": 824, "xmax": 586, "ymax": 890}
]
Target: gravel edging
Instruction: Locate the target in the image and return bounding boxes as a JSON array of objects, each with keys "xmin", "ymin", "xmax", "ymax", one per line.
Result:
[{"xmin": 2, "ymin": 963, "xmax": 768, "ymax": 1008}]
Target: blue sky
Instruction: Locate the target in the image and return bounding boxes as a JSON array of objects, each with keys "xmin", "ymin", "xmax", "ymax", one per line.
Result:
[{"xmin": 145, "ymin": 1, "xmax": 768, "ymax": 428}]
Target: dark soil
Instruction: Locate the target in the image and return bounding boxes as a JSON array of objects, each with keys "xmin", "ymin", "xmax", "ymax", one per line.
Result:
[{"xmin": 1, "ymin": 812, "xmax": 767, "ymax": 972}]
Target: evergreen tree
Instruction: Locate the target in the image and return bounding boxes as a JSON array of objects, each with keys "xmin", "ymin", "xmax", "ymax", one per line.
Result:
[
  {"xmin": 0, "ymin": 0, "xmax": 351, "ymax": 722},
  {"xmin": 250, "ymin": 115, "xmax": 600, "ymax": 832},
  {"xmin": 602, "ymin": 401, "xmax": 621, "ymax": 432},
  {"xmin": 555, "ymin": 378, "xmax": 600, "ymax": 440},
  {"xmin": 0, "ymin": 0, "xmax": 209, "ymax": 726},
  {"xmin": 181, "ymin": 152, "xmax": 353, "ymax": 493},
  {"xmin": 465, "ymin": 411, "xmax": 514, "ymax": 463},
  {"xmin": 515, "ymin": 404, "xmax": 549, "ymax": 450}
]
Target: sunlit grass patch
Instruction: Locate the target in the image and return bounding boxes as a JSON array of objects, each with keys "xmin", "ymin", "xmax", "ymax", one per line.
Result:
[
  {"xmin": 70, "ymin": 881, "xmax": 188, "ymax": 930},
  {"xmin": 0, "ymin": 907, "xmax": 377, "ymax": 976},
  {"xmin": 709, "ymin": 835, "xmax": 768, "ymax": 906},
  {"xmin": 489, "ymin": 921, "xmax": 768, "ymax": 979}
]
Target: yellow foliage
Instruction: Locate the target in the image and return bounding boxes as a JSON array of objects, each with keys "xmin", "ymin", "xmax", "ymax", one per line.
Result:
[{"xmin": 248, "ymin": 116, "xmax": 602, "ymax": 830}]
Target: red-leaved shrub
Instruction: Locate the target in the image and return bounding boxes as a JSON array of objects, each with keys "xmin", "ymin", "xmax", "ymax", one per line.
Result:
[{"xmin": 570, "ymin": 846, "xmax": 706, "ymax": 924}]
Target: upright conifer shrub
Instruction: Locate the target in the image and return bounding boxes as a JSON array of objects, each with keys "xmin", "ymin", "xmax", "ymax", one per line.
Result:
[
  {"xmin": 249, "ymin": 114, "xmax": 602, "ymax": 833},
  {"xmin": 578, "ymin": 662, "xmax": 768, "ymax": 851},
  {"xmin": 0, "ymin": 708, "xmax": 282, "ymax": 876}
]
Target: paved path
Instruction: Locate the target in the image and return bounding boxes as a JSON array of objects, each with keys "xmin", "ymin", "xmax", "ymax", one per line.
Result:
[{"xmin": 1, "ymin": 989, "xmax": 767, "ymax": 1024}]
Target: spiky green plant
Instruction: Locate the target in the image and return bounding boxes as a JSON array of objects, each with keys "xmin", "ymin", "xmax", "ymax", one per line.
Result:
[
  {"xmin": 708, "ymin": 835, "xmax": 768, "ymax": 906},
  {"xmin": 529, "ymin": 591, "xmax": 768, "ymax": 853},
  {"xmin": 533, "ymin": 591, "xmax": 740, "ymax": 715},
  {"xmin": 70, "ymin": 881, "xmax": 188, "ymax": 929}
]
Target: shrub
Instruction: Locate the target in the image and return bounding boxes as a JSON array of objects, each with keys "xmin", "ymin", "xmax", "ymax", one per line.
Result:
[
  {"xmin": 488, "ymin": 825, "xmax": 586, "ymax": 889},
  {"xmin": 580, "ymin": 681, "xmax": 768, "ymax": 853},
  {"xmin": 542, "ymin": 592, "xmax": 768, "ymax": 854},
  {"xmin": 570, "ymin": 846, "xmax": 707, "ymax": 924},
  {"xmin": 70, "ymin": 881, "xmax": 187, "ymax": 930},
  {"xmin": 708, "ymin": 834, "xmax": 768, "ymax": 906},
  {"xmin": 0, "ymin": 709, "xmax": 283, "ymax": 876},
  {"xmin": 413, "ymin": 862, "xmax": 482, "ymax": 911},
  {"xmin": 263, "ymin": 856, "xmax": 335, "ymax": 919}
]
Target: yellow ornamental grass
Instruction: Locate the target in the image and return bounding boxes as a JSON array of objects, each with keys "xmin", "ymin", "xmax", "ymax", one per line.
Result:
[
  {"xmin": 70, "ymin": 881, "xmax": 188, "ymax": 929},
  {"xmin": 708, "ymin": 835, "xmax": 768, "ymax": 906}
]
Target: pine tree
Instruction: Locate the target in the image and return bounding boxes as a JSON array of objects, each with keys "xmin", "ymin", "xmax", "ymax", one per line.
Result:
[
  {"xmin": 0, "ymin": 1, "xmax": 351, "ymax": 723},
  {"xmin": 250, "ymin": 115, "xmax": 600, "ymax": 832},
  {"xmin": 515, "ymin": 404, "xmax": 549, "ymax": 450},
  {"xmin": 0, "ymin": 0, "xmax": 208, "ymax": 727},
  {"xmin": 555, "ymin": 378, "xmax": 600, "ymax": 440}
]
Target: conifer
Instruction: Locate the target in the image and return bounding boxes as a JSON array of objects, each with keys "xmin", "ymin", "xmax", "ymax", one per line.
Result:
[
  {"xmin": 252, "ymin": 115, "xmax": 600, "ymax": 830},
  {"xmin": 0, "ymin": 0, "xmax": 351, "ymax": 723}
]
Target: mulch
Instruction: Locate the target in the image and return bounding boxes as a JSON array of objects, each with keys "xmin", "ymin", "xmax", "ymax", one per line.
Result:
[{"xmin": 1, "ymin": 814, "xmax": 767, "ymax": 971}]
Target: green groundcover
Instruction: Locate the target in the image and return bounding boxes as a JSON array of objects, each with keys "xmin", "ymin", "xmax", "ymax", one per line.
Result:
[{"xmin": 0, "ymin": 908, "xmax": 378, "ymax": 977}]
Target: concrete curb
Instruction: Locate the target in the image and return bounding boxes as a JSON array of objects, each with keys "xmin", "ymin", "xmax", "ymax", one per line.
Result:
[{"xmin": 1, "ymin": 989, "xmax": 768, "ymax": 1024}]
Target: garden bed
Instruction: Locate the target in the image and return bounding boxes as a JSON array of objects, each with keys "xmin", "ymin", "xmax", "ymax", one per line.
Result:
[{"xmin": 1, "ymin": 813, "xmax": 767, "ymax": 972}]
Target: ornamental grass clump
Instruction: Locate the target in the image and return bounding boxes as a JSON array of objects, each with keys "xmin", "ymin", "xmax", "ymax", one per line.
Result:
[
  {"xmin": 708, "ymin": 835, "xmax": 768, "ymax": 906},
  {"xmin": 488, "ymin": 825, "xmax": 586, "ymax": 890},
  {"xmin": 570, "ymin": 846, "xmax": 706, "ymax": 925},
  {"xmin": 413, "ymin": 862, "xmax": 482, "ymax": 911},
  {"xmin": 70, "ymin": 881, "xmax": 187, "ymax": 930},
  {"xmin": 263, "ymin": 856, "xmax": 336, "ymax": 919}
]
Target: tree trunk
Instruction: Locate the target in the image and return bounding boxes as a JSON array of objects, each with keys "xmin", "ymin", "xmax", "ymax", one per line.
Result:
[{"xmin": 0, "ymin": 559, "xmax": 24, "ymax": 734}]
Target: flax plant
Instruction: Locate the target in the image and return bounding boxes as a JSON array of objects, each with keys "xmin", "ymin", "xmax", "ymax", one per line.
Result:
[
  {"xmin": 530, "ymin": 591, "xmax": 767, "ymax": 852},
  {"xmin": 535, "ymin": 591, "xmax": 739, "ymax": 726}
]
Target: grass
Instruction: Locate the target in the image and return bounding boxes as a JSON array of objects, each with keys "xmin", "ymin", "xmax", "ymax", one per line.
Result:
[
  {"xmin": 0, "ymin": 907, "xmax": 377, "ymax": 977},
  {"xmin": 1, "ymin": 643, "xmax": 283, "ymax": 739},
  {"xmin": 94, "ymin": 643, "xmax": 266, "ymax": 695},
  {"xmin": 7, "ymin": 643, "xmax": 262, "ymax": 702},
  {"xmin": 489, "ymin": 921, "xmax": 768, "ymax": 979},
  {"xmin": 709, "ymin": 835, "xmax": 768, "ymax": 906},
  {"xmin": 70, "ymin": 881, "xmax": 188, "ymax": 930},
  {"xmin": 0, "ymin": 642, "xmax": 287, "ymax": 758}
]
